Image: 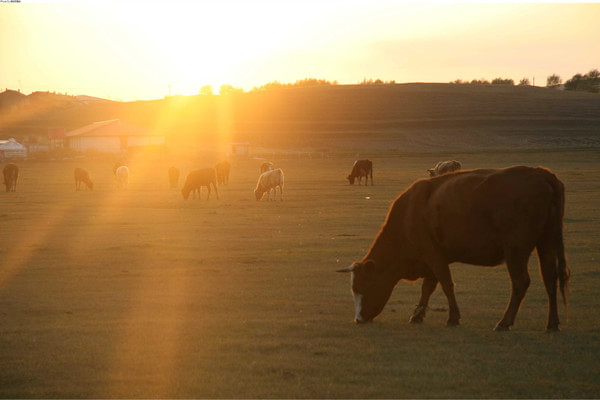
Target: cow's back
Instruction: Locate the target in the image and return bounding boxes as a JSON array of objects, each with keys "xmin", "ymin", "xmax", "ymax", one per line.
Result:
[
  {"xmin": 189, "ymin": 168, "xmax": 216, "ymax": 185},
  {"xmin": 261, "ymin": 168, "xmax": 283, "ymax": 187},
  {"xmin": 400, "ymin": 166, "xmax": 561, "ymax": 265},
  {"xmin": 352, "ymin": 160, "xmax": 372, "ymax": 175}
]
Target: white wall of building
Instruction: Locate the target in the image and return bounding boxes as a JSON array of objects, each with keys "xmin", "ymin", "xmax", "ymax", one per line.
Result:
[{"xmin": 68, "ymin": 136, "xmax": 121, "ymax": 153}]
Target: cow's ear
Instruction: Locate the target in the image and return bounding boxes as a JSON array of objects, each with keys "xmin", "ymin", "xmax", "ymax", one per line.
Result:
[{"xmin": 363, "ymin": 259, "xmax": 384, "ymax": 274}]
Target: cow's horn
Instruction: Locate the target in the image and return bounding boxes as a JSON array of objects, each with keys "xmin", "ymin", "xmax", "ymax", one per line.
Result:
[{"xmin": 336, "ymin": 263, "xmax": 360, "ymax": 273}]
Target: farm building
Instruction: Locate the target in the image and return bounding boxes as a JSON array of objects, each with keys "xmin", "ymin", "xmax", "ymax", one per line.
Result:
[
  {"xmin": 66, "ymin": 119, "xmax": 165, "ymax": 153},
  {"xmin": 0, "ymin": 138, "xmax": 27, "ymax": 160}
]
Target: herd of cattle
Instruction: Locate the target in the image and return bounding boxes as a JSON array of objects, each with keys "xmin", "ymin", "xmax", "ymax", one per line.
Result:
[
  {"xmin": 1, "ymin": 158, "xmax": 287, "ymax": 201},
  {"xmin": 2, "ymin": 156, "xmax": 570, "ymax": 332},
  {"xmin": 3, "ymin": 158, "xmax": 462, "ymax": 197}
]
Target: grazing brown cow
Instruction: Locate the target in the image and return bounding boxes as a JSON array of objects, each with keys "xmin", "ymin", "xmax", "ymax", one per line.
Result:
[
  {"xmin": 347, "ymin": 159, "xmax": 373, "ymax": 185},
  {"xmin": 215, "ymin": 161, "xmax": 230, "ymax": 185},
  {"xmin": 260, "ymin": 162, "xmax": 274, "ymax": 174},
  {"xmin": 168, "ymin": 166, "xmax": 180, "ymax": 188},
  {"xmin": 338, "ymin": 166, "xmax": 569, "ymax": 332},
  {"xmin": 182, "ymin": 168, "xmax": 219, "ymax": 200},
  {"xmin": 3, "ymin": 163, "xmax": 19, "ymax": 192},
  {"xmin": 428, "ymin": 160, "xmax": 462, "ymax": 177},
  {"xmin": 255, "ymin": 168, "xmax": 284, "ymax": 201},
  {"xmin": 74, "ymin": 167, "xmax": 93, "ymax": 191}
]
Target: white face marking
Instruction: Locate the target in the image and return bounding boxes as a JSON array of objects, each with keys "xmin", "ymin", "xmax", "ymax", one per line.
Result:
[{"xmin": 353, "ymin": 293, "xmax": 363, "ymax": 322}]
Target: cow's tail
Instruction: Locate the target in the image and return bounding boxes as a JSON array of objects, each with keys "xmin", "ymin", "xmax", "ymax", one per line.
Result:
[{"xmin": 545, "ymin": 169, "xmax": 570, "ymax": 320}]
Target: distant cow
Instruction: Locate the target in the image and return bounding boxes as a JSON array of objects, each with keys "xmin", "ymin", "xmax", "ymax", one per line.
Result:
[
  {"xmin": 113, "ymin": 161, "xmax": 126, "ymax": 176},
  {"xmin": 116, "ymin": 165, "xmax": 129, "ymax": 189},
  {"xmin": 347, "ymin": 159, "xmax": 373, "ymax": 185},
  {"xmin": 74, "ymin": 167, "xmax": 93, "ymax": 191},
  {"xmin": 260, "ymin": 162, "xmax": 274, "ymax": 174},
  {"xmin": 168, "ymin": 166, "xmax": 180, "ymax": 188},
  {"xmin": 428, "ymin": 160, "xmax": 462, "ymax": 177},
  {"xmin": 3, "ymin": 163, "xmax": 19, "ymax": 192},
  {"xmin": 255, "ymin": 168, "xmax": 284, "ymax": 201},
  {"xmin": 181, "ymin": 168, "xmax": 219, "ymax": 200},
  {"xmin": 338, "ymin": 166, "xmax": 569, "ymax": 332},
  {"xmin": 215, "ymin": 161, "xmax": 230, "ymax": 186}
]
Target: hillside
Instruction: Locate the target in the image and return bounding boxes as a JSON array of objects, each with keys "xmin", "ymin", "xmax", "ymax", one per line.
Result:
[{"xmin": 1, "ymin": 84, "xmax": 600, "ymax": 153}]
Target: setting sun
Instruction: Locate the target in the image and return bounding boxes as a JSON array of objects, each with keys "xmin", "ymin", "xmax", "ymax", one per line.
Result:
[{"xmin": 1, "ymin": 1, "xmax": 599, "ymax": 101}]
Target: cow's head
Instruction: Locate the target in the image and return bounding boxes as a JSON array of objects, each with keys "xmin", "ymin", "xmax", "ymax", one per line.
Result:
[
  {"xmin": 337, "ymin": 260, "xmax": 394, "ymax": 323},
  {"xmin": 347, "ymin": 175, "xmax": 355, "ymax": 185},
  {"xmin": 254, "ymin": 189, "xmax": 263, "ymax": 201}
]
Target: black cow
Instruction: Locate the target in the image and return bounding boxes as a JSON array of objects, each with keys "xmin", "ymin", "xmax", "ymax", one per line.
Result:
[
  {"xmin": 181, "ymin": 168, "xmax": 219, "ymax": 200},
  {"xmin": 347, "ymin": 159, "xmax": 373, "ymax": 185},
  {"xmin": 3, "ymin": 163, "xmax": 19, "ymax": 192},
  {"xmin": 215, "ymin": 161, "xmax": 230, "ymax": 186}
]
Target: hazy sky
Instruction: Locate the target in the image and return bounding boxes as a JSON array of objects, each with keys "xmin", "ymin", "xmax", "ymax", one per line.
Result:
[{"xmin": 1, "ymin": 1, "xmax": 599, "ymax": 101}]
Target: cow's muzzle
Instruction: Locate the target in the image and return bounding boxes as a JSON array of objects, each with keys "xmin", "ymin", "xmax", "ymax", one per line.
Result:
[{"xmin": 354, "ymin": 317, "xmax": 373, "ymax": 324}]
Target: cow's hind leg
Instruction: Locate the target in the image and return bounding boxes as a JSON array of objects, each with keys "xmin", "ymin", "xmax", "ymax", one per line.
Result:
[
  {"xmin": 410, "ymin": 276, "xmax": 438, "ymax": 323},
  {"xmin": 537, "ymin": 244, "xmax": 560, "ymax": 331},
  {"xmin": 495, "ymin": 248, "xmax": 531, "ymax": 331}
]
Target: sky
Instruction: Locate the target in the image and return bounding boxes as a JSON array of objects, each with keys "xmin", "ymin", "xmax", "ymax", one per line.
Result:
[{"xmin": 1, "ymin": 1, "xmax": 599, "ymax": 101}]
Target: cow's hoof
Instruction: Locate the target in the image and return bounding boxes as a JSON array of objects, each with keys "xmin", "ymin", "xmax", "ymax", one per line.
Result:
[
  {"xmin": 546, "ymin": 324, "xmax": 560, "ymax": 333},
  {"xmin": 446, "ymin": 320, "xmax": 460, "ymax": 327},
  {"xmin": 409, "ymin": 306, "xmax": 426, "ymax": 323},
  {"xmin": 493, "ymin": 324, "xmax": 510, "ymax": 332}
]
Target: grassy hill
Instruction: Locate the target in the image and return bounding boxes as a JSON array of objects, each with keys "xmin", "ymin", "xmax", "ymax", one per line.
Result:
[{"xmin": 1, "ymin": 83, "xmax": 599, "ymax": 153}]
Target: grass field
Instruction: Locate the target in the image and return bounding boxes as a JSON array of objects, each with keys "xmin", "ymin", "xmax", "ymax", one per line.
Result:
[{"xmin": 1, "ymin": 149, "xmax": 599, "ymax": 398}]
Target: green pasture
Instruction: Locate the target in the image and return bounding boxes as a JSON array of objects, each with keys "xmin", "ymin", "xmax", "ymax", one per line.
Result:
[{"xmin": 0, "ymin": 149, "xmax": 599, "ymax": 398}]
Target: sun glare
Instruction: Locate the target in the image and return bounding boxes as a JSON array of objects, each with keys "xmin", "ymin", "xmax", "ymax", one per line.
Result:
[{"xmin": 1, "ymin": 2, "xmax": 598, "ymax": 100}]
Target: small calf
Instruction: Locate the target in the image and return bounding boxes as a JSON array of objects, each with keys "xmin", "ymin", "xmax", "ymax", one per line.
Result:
[{"xmin": 74, "ymin": 167, "xmax": 93, "ymax": 191}]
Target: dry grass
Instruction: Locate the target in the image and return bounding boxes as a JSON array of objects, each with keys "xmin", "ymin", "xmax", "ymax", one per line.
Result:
[{"xmin": 0, "ymin": 149, "xmax": 599, "ymax": 398}]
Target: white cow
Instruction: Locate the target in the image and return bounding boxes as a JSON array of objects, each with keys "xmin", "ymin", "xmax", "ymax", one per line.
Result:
[
  {"xmin": 254, "ymin": 168, "xmax": 284, "ymax": 201},
  {"xmin": 428, "ymin": 160, "xmax": 462, "ymax": 177},
  {"xmin": 116, "ymin": 165, "xmax": 129, "ymax": 189}
]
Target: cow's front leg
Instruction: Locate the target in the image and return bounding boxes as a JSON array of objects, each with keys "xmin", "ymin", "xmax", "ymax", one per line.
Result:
[
  {"xmin": 429, "ymin": 261, "xmax": 460, "ymax": 326},
  {"xmin": 410, "ymin": 276, "xmax": 438, "ymax": 323}
]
